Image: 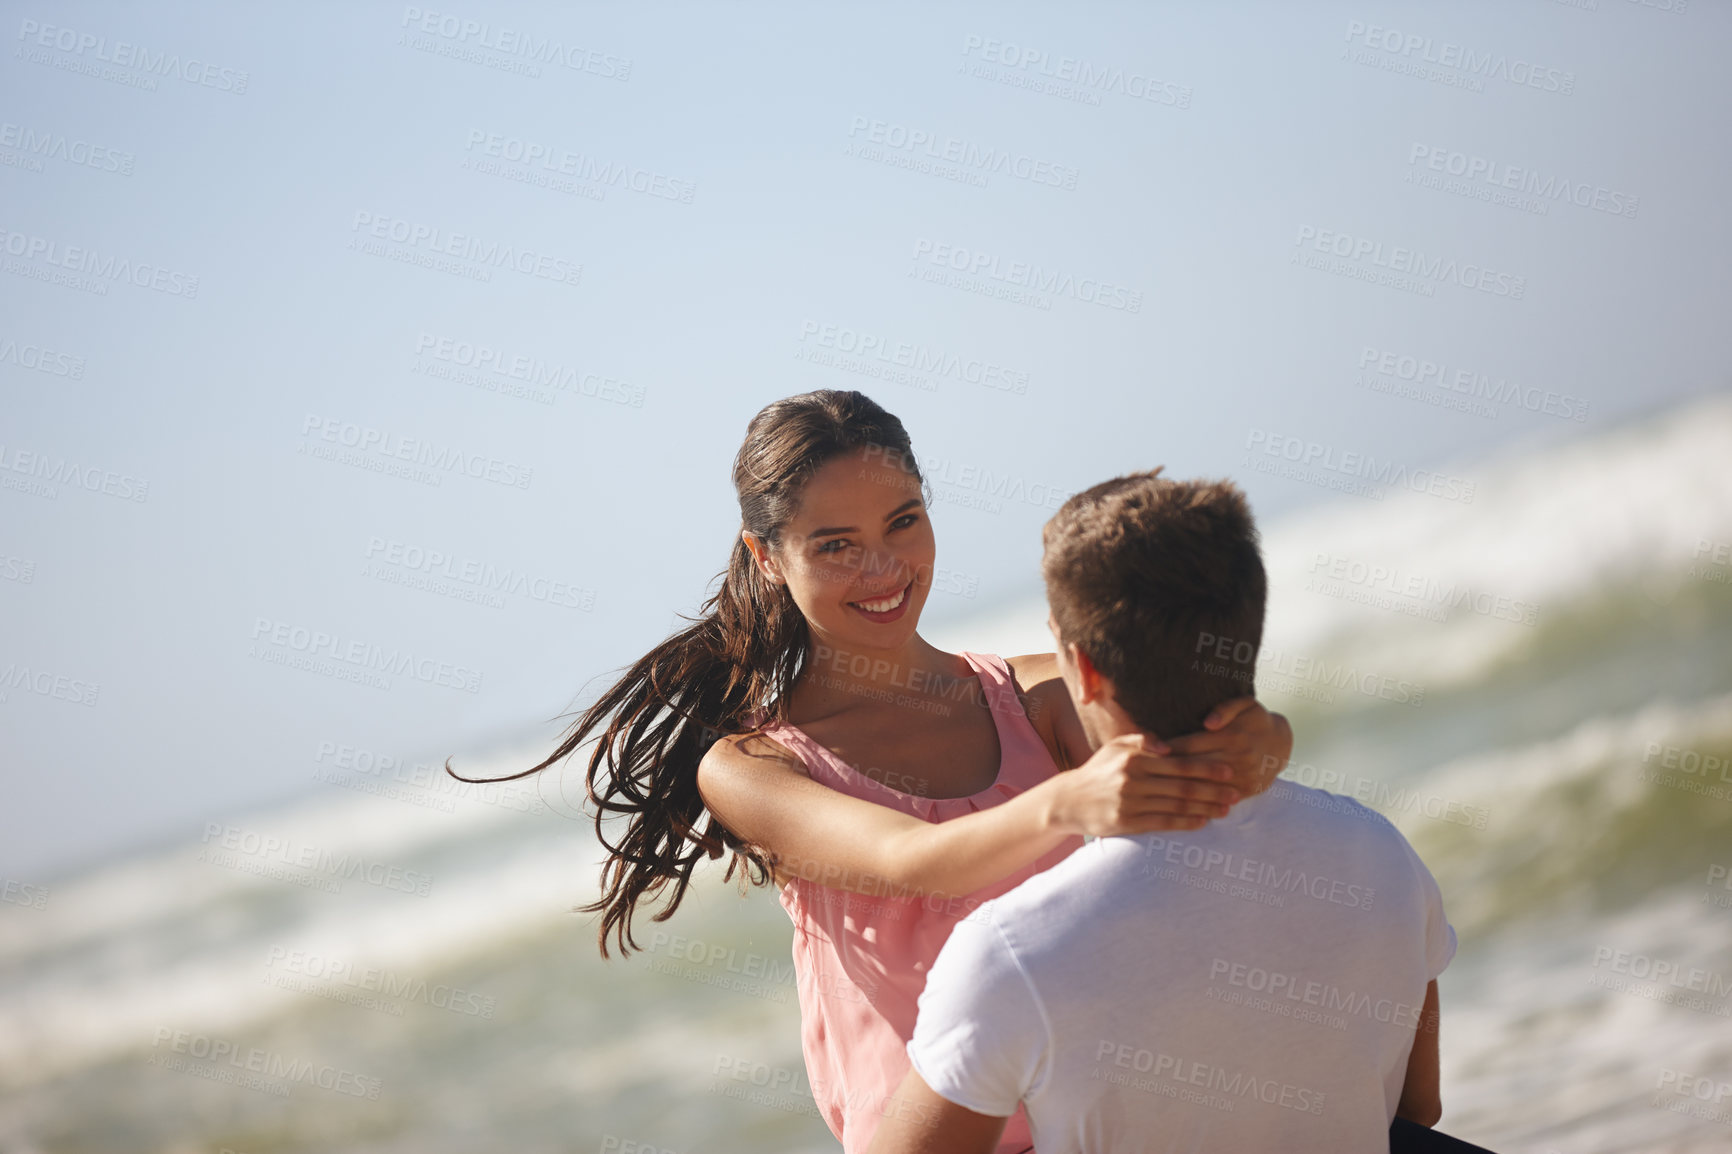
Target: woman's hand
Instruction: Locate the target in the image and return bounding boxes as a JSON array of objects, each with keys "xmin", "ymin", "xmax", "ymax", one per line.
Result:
[
  {"xmin": 1161, "ymin": 698, "xmax": 1292, "ymax": 800},
  {"xmin": 1043, "ymin": 733, "xmax": 1241, "ymax": 838}
]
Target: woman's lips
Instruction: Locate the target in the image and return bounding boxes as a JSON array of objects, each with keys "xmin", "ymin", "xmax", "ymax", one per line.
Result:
[{"xmin": 848, "ymin": 581, "xmax": 912, "ymax": 624}]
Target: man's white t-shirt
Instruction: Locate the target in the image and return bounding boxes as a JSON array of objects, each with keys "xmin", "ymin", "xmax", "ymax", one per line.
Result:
[{"xmin": 906, "ymin": 780, "xmax": 1456, "ymax": 1153}]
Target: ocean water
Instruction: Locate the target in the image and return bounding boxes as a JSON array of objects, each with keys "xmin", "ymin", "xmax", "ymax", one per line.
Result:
[{"xmin": 3, "ymin": 396, "xmax": 1731, "ymax": 1153}]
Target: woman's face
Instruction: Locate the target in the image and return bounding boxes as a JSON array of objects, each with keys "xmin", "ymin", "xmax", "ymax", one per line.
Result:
[{"xmin": 750, "ymin": 446, "xmax": 936, "ymax": 654}]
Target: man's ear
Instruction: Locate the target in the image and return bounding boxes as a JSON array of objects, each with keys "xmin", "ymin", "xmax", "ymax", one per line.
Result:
[
  {"xmin": 1072, "ymin": 644, "xmax": 1104, "ymax": 705},
  {"xmin": 741, "ymin": 530, "xmax": 785, "ymax": 585}
]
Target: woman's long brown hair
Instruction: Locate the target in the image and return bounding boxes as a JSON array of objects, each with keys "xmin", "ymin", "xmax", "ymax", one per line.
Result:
[{"xmin": 448, "ymin": 390, "xmax": 925, "ymax": 957}]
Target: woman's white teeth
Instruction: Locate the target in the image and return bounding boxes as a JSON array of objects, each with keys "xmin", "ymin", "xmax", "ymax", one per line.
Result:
[{"xmin": 854, "ymin": 586, "xmax": 907, "ymax": 613}]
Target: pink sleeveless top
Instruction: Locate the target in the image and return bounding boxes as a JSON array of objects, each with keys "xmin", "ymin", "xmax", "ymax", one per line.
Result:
[{"xmin": 758, "ymin": 651, "xmax": 1084, "ymax": 1154}]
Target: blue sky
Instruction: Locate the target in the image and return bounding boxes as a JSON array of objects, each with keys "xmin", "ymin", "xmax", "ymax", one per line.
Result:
[{"xmin": 3, "ymin": 0, "xmax": 1728, "ymax": 877}]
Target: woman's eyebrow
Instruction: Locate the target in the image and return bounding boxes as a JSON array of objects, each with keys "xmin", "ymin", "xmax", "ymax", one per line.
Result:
[
  {"xmin": 806, "ymin": 524, "xmax": 857, "ymax": 540},
  {"xmin": 806, "ymin": 499, "xmax": 924, "ymax": 540}
]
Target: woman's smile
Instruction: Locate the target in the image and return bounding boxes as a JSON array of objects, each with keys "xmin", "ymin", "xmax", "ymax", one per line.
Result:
[{"xmin": 848, "ymin": 580, "xmax": 913, "ymax": 623}]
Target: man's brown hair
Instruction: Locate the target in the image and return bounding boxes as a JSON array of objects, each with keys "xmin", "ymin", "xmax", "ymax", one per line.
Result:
[{"xmin": 1041, "ymin": 469, "xmax": 1266, "ymax": 739}]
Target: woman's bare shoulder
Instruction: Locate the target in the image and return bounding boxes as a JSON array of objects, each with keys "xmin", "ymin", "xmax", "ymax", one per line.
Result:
[
  {"xmin": 1005, "ymin": 651, "xmax": 1060, "ymax": 686},
  {"xmin": 1004, "ymin": 652, "xmax": 1086, "ymax": 769},
  {"xmin": 699, "ymin": 729, "xmax": 808, "ymax": 785}
]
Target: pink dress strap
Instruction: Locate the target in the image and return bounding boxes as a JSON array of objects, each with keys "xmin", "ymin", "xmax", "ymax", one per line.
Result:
[{"xmin": 755, "ymin": 651, "xmax": 1080, "ymax": 1154}]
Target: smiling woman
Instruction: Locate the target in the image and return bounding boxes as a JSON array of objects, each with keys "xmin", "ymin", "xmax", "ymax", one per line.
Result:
[{"xmin": 447, "ymin": 388, "xmax": 1291, "ymax": 1154}]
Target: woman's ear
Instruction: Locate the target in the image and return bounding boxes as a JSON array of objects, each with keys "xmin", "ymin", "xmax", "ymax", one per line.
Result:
[{"xmin": 741, "ymin": 530, "xmax": 785, "ymax": 585}]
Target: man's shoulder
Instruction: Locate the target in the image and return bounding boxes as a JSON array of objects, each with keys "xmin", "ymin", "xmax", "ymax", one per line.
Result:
[
  {"xmin": 1255, "ymin": 780, "xmax": 1437, "ymax": 896},
  {"xmin": 1262, "ymin": 778, "xmax": 1404, "ymax": 839},
  {"xmin": 972, "ymin": 837, "xmax": 1150, "ymax": 946}
]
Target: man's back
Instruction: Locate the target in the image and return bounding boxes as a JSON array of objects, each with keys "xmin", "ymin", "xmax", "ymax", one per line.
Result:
[{"xmin": 907, "ymin": 779, "xmax": 1456, "ymax": 1153}]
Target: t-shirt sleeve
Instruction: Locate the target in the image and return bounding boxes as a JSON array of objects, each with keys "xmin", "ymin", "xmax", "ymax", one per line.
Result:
[
  {"xmin": 1399, "ymin": 835, "xmax": 1457, "ymax": 981},
  {"xmin": 905, "ymin": 915, "xmax": 1050, "ymax": 1118}
]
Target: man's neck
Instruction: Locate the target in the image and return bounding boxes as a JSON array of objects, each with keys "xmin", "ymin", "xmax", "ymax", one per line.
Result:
[{"xmin": 1080, "ymin": 700, "xmax": 1148, "ymax": 750}]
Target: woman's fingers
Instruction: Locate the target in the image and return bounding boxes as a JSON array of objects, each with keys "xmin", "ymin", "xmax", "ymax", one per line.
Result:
[
  {"xmin": 1123, "ymin": 747, "xmax": 1235, "ymax": 781},
  {"xmin": 1126, "ymin": 774, "xmax": 1239, "ymax": 807},
  {"xmin": 1126, "ymin": 813, "xmax": 1211, "ymax": 833},
  {"xmin": 1201, "ymin": 695, "xmax": 1259, "ymax": 731},
  {"xmin": 1162, "ymin": 728, "xmax": 1250, "ymax": 756}
]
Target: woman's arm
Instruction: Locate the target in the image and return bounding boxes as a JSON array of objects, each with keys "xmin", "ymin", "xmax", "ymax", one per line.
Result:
[
  {"xmin": 1007, "ymin": 652, "xmax": 1292, "ymax": 798},
  {"xmin": 695, "ymin": 729, "xmax": 1238, "ymax": 903}
]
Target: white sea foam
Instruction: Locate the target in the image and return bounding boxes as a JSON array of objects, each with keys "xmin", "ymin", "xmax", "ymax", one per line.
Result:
[
  {"xmin": 0, "ymin": 739, "xmax": 598, "ymax": 1088},
  {"xmin": 930, "ymin": 392, "xmax": 1732, "ymax": 687}
]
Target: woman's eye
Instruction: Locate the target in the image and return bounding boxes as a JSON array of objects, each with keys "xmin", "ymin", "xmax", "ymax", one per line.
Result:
[
  {"xmin": 817, "ymin": 540, "xmax": 847, "ymax": 555},
  {"xmin": 891, "ymin": 513, "xmax": 920, "ymax": 530}
]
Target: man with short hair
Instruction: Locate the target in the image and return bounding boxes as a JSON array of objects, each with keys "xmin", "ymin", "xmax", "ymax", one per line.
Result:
[{"xmin": 868, "ymin": 470, "xmax": 1455, "ymax": 1153}]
